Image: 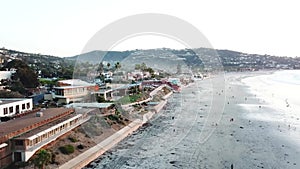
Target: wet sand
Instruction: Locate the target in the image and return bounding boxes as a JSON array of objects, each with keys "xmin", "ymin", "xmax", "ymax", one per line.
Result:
[{"xmin": 84, "ymin": 72, "xmax": 300, "ymax": 169}]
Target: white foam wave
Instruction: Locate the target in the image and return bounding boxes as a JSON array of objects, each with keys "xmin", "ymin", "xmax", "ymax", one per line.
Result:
[{"xmin": 241, "ymin": 70, "xmax": 300, "ymax": 147}]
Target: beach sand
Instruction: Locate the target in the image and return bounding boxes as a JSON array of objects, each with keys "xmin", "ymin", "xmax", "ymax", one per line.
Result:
[{"xmin": 84, "ymin": 71, "xmax": 300, "ymax": 169}]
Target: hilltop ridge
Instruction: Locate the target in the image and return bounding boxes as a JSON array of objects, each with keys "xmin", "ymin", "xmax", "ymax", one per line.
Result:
[{"xmin": 1, "ymin": 47, "xmax": 300, "ymax": 78}]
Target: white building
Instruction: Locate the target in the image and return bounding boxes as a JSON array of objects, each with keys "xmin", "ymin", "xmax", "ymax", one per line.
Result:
[
  {"xmin": 13, "ymin": 113, "xmax": 89, "ymax": 162},
  {"xmin": 52, "ymin": 79, "xmax": 98, "ymax": 104},
  {"xmin": 0, "ymin": 98, "xmax": 33, "ymax": 117},
  {"xmin": 0, "ymin": 70, "xmax": 16, "ymax": 80},
  {"xmin": 0, "ymin": 69, "xmax": 16, "ymax": 90}
]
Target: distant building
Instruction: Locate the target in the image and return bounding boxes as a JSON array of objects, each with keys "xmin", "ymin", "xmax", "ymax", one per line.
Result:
[
  {"xmin": 0, "ymin": 69, "xmax": 16, "ymax": 81},
  {"xmin": 28, "ymin": 94, "xmax": 44, "ymax": 105},
  {"xmin": 92, "ymin": 89, "xmax": 114, "ymax": 101},
  {"xmin": 0, "ymin": 69, "xmax": 16, "ymax": 90},
  {"xmin": 52, "ymin": 79, "xmax": 99, "ymax": 104},
  {"xmin": 142, "ymin": 80, "xmax": 181, "ymax": 92},
  {"xmin": 127, "ymin": 71, "xmax": 151, "ymax": 81},
  {"xmin": 0, "ymin": 98, "xmax": 33, "ymax": 118},
  {"xmin": 113, "ymin": 83, "xmax": 142, "ymax": 97}
]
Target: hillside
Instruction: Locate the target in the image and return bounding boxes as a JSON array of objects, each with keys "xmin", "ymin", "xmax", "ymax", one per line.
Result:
[
  {"xmin": 0, "ymin": 48, "xmax": 75, "ymax": 79},
  {"xmin": 66, "ymin": 48, "xmax": 300, "ymax": 72},
  {"xmin": 1, "ymin": 47, "xmax": 300, "ymax": 79}
]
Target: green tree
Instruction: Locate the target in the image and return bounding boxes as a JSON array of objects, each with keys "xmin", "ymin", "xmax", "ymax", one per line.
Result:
[
  {"xmin": 141, "ymin": 62, "xmax": 147, "ymax": 71},
  {"xmin": 32, "ymin": 149, "xmax": 52, "ymax": 169},
  {"xmin": 6, "ymin": 60, "xmax": 39, "ymax": 88},
  {"xmin": 135, "ymin": 64, "xmax": 141, "ymax": 70},
  {"xmin": 4, "ymin": 60, "xmax": 39, "ymax": 94},
  {"xmin": 144, "ymin": 67, "xmax": 155, "ymax": 78},
  {"xmin": 96, "ymin": 95, "xmax": 106, "ymax": 103},
  {"xmin": 0, "ymin": 90, "xmax": 23, "ymax": 98}
]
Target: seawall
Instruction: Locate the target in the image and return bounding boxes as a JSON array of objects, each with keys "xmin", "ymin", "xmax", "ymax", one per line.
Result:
[{"xmin": 59, "ymin": 91, "xmax": 173, "ymax": 169}]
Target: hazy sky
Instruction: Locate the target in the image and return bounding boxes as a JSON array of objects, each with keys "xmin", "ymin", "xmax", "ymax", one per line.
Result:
[{"xmin": 0, "ymin": 0, "xmax": 299, "ymax": 57}]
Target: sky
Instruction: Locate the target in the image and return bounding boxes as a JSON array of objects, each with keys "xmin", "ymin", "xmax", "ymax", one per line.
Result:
[{"xmin": 0, "ymin": 0, "xmax": 299, "ymax": 57}]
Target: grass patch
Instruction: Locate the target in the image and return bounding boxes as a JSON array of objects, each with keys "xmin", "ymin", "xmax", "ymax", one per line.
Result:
[{"xmin": 117, "ymin": 94, "xmax": 142, "ymax": 104}]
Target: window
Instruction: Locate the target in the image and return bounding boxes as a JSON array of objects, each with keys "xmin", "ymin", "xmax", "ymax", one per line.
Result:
[
  {"xmin": 29, "ymin": 140, "xmax": 33, "ymax": 146},
  {"xmin": 15, "ymin": 140, "xmax": 24, "ymax": 146},
  {"xmin": 16, "ymin": 105, "xmax": 20, "ymax": 114},
  {"xmin": 9, "ymin": 107, "xmax": 13, "ymax": 114},
  {"xmin": 22, "ymin": 104, "xmax": 25, "ymax": 110},
  {"xmin": 3, "ymin": 108, "xmax": 8, "ymax": 115},
  {"xmin": 26, "ymin": 103, "xmax": 30, "ymax": 109},
  {"xmin": 50, "ymin": 130, "xmax": 54, "ymax": 136}
]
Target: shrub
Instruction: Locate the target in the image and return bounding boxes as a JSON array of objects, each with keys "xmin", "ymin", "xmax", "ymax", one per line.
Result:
[
  {"xmin": 59, "ymin": 145, "xmax": 75, "ymax": 155},
  {"xmin": 77, "ymin": 144, "xmax": 84, "ymax": 150},
  {"xmin": 68, "ymin": 137, "xmax": 78, "ymax": 142}
]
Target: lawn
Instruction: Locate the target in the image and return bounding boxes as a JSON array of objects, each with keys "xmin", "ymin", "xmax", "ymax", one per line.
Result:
[{"xmin": 117, "ymin": 93, "xmax": 143, "ymax": 104}]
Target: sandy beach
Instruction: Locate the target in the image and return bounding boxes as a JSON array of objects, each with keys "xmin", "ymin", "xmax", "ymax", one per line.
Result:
[{"xmin": 83, "ymin": 71, "xmax": 300, "ymax": 169}]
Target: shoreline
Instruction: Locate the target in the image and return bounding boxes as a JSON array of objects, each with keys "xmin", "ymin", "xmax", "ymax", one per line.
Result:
[
  {"xmin": 81, "ymin": 70, "xmax": 300, "ymax": 169},
  {"xmin": 240, "ymin": 70, "xmax": 300, "ymax": 150}
]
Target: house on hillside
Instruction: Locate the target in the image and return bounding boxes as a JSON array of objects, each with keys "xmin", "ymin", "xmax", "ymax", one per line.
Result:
[
  {"xmin": 0, "ymin": 69, "xmax": 16, "ymax": 90},
  {"xmin": 126, "ymin": 71, "xmax": 151, "ymax": 81}
]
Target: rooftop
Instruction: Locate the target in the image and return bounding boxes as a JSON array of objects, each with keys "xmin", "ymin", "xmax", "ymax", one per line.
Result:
[
  {"xmin": 53, "ymin": 85, "xmax": 90, "ymax": 89},
  {"xmin": 0, "ymin": 98, "xmax": 31, "ymax": 106},
  {"xmin": 58, "ymin": 79, "xmax": 95, "ymax": 87},
  {"xmin": 15, "ymin": 113, "xmax": 82, "ymax": 140},
  {"xmin": 113, "ymin": 83, "xmax": 141, "ymax": 90},
  {"xmin": 66, "ymin": 102, "xmax": 113, "ymax": 109},
  {"xmin": 0, "ymin": 108, "xmax": 74, "ymax": 141}
]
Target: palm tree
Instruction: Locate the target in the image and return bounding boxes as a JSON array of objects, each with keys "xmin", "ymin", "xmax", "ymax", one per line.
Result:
[
  {"xmin": 141, "ymin": 62, "xmax": 147, "ymax": 71},
  {"xmin": 135, "ymin": 64, "xmax": 141, "ymax": 70},
  {"xmin": 32, "ymin": 149, "xmax": 52, "ymax": 169},
  {"xmin": 107, "ymin": 62, "xmax": 111, "ymax": 69},
  {"xmin": 114, "ymin": 62, "xmax": 121, "ymax": 70},
  {"xmin": 97, "ymin": 62, "xmax": 104, "ymax": 74}
]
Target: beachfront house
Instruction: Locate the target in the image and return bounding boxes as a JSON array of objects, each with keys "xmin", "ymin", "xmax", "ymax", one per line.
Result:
[
  {"xmin": 52, "ymin": 79, "xmax": 99, "ymax": 104},
  {"xmin": 0, "ymin": 108, "xmax": 89, "ymax": 167}
]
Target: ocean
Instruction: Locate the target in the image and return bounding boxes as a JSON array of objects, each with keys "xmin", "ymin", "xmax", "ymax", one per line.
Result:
[{"xmin": 242, "ymin": 70, "xmax": 300, "ymax": 147}]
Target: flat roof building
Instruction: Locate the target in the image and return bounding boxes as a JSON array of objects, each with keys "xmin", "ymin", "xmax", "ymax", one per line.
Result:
[
  {"xmin": 0, "ymin": 108, "xmax": 90, "ymax": 168},
  {"xmin": 0, "ymin": 98, "xmax": 33, "ymax": 118},
  {"xmin": 52, "ymin": 79, "xmax": 99, "ymax": 104}
]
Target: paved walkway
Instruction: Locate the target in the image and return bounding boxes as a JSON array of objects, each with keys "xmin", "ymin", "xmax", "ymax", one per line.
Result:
[{"xmin": 59, "ymin": 119, "xmax": 143, "ymax": 169}]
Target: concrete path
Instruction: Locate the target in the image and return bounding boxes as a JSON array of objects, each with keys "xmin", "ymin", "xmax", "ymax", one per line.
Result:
[{"xmin": 59, "ymin": 119, "xmax": 143, "ymax": 169}]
